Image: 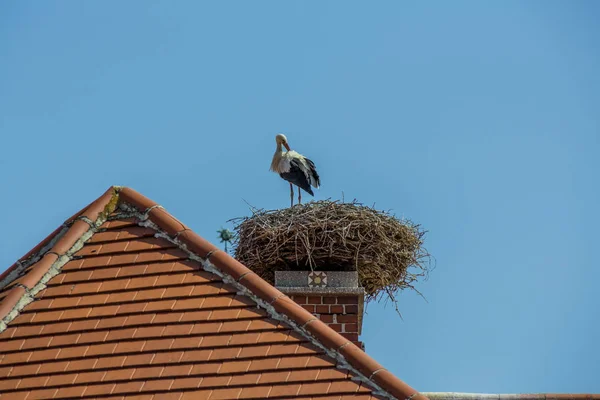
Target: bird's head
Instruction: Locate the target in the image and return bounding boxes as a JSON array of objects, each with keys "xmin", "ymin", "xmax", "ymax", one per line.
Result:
[{"xmin": 275, "ymin": 134, "xmax": 291, "ymax": 151}]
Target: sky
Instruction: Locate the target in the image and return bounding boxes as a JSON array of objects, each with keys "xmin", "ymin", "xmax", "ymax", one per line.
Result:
[{"xmin": 1, "ymin": 0, "xmax": 599, "ymax": 394}]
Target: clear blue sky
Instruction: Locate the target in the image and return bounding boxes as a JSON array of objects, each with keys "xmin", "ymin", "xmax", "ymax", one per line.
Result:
[{"xmin": 1, "ymin": 1, "xmax": 598, "ymax": 394}]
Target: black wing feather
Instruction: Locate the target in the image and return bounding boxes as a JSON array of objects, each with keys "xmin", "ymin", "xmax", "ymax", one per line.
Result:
[
  {"xmin": 304, "ymin": 158, "xmax": 320, "ymax": 187},
  {"xmin": 280, "ymin": 158, "xmax": 314, "ymax": 196}
]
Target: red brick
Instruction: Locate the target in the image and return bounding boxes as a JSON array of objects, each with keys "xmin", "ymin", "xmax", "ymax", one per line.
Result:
[
  {"xmin": 323, "ymin": 296, "xmax": 337, "ymax": 305},
  {"xmin": 319, "ymin": 314, "xmax": 334, "ymax": 323},
  {"xmin": 343, "ymin": 323, "xmax": 359, "ymax": 333},
  {"xmin": 291, "ymin": 295, "xmax": 307, "ymax": 304},
  {"xmin": 342, "ymin": 333, "xmax": 359, "ymax": 342},
  {"xmin": 330, "ymin": 305, "xmax": 344, "ymax": 314},
  {"xmin": 344, "ymin": 304, "xmax": 359, "ymax": 314},
  {"xmin": 337, "ymin": 296, "xmax": 359, "ymax": 304},
  {"xmin": 337, "ymin": 315, "xmax": 358, "ymax": 323},
  {"xmin": 307, "ymin": 296, "xmax": 322, "ymax": 304},
  {"xmin": 316, "ymin": 305, "xmax": 330, "ymax": 314},
  {"xmin": 329, "ymin": 324, "xmax": 342, "ymax": 332}
]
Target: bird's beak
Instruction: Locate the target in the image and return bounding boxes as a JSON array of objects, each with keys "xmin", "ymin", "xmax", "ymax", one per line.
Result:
[{"xmin": 283, "ymin": 142, "xmax": 291, "ymax": 151}]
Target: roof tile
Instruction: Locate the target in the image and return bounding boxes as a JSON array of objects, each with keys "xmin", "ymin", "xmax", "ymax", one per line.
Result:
[{"xmin": 0, "ymin": 187, "xmax": 428, "ymax": 400}]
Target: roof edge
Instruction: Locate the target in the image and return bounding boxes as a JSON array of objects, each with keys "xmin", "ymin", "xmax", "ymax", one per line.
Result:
[
  {"xmin": 0, "ymin": 187, "xmax": 121, "ymax": 330},
  {"xmin": 118, "ymin": 187, "xmax": 427, "ymax": 400}
]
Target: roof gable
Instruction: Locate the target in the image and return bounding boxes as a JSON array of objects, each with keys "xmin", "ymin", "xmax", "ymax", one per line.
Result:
[{"xmin": 0, "ymin": 187, "xmax": 424, "ymax": 400}]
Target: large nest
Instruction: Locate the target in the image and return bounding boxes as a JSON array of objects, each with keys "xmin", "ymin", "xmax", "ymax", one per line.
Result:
[{"xmin": 231, "ymin": 200, "xmax": 431, "ymax": 305}]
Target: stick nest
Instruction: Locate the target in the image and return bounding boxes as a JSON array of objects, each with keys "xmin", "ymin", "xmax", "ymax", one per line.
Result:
[{"xmin": 230, "ymin": 200, "xmax": 431, "ymax": 304}]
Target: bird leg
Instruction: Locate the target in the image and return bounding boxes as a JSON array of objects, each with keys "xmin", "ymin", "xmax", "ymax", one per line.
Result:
[
  {"xmin": 290, "ymin": 183, "xmax": 294, "ymax": 207},
  {"xmin": 298, "ymin": 189, "xmax": 302, "ymax": 204}
]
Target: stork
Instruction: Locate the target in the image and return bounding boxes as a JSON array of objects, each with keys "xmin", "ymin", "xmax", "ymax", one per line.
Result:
[{"xmin": 270, "ymin": 134, "xmax": 320, "ymax": 207}]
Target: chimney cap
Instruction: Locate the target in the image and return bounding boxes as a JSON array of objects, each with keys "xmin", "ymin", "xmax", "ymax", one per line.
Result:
[{"xmin": 275, "ymin": 270, "xmax": 359, "ymax": 289}]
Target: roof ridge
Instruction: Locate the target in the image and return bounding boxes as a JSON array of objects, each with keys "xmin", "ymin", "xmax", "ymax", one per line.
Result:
[
  {"xmin": 0, "ymin": 186, "xmax": 427, "ymax": 400},
  {"xmin": 0, "ymin": 187, "xmax": 120, "ymax": 331}
]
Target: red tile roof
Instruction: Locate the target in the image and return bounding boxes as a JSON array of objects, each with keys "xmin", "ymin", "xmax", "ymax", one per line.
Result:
[{"xmin": 0, "ymin": 186, "xmax": 426, "ymax": 400}]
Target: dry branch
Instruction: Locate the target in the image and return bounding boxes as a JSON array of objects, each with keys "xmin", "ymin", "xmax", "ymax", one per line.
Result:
[{"xmin": 231, "ymin": 200, "xmax": 430, "ymax": 304}]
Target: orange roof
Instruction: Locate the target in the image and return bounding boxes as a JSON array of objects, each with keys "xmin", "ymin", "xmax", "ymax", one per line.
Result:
[{"xmin": 0, "ymin": 187, "xmax": 425, "ymax": 400}]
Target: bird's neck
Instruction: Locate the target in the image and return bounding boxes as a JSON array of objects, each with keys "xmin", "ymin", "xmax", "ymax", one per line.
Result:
[{"xmin": 270, "ymin": 143, "xmax": 285, "ymax": 172}]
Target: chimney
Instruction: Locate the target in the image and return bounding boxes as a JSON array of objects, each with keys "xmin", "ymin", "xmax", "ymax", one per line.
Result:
[{"xmin": 275, "ymin": 270, "xmax": 365, "ymax": 349}]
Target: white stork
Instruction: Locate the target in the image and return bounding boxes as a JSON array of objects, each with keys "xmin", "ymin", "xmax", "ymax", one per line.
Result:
[{"xmin": 270, "ymin": 134, "xmax": 320, "ymax": 207}]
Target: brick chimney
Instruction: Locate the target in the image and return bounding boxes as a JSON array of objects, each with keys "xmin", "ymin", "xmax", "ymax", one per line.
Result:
[{"xmin": 275, "ymin": 270, "xmax": 365, "ymax": 349}]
